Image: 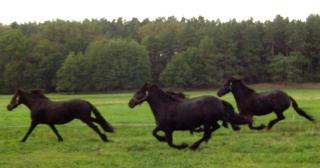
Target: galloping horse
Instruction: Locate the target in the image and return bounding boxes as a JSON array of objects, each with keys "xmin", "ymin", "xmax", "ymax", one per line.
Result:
[
  {"xmin": 217, "ymin": 77, "xmax": 315, "ymax": 130},
  {"xmin": 7, "ymin": 89, "xmax": 114, "ymax": 142},
  {"xmin": 128, "ymin": 83, "xmax": 241, "ymax": 150}
]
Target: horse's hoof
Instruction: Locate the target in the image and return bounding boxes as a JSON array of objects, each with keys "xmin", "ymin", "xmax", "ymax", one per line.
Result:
[
  {"xmin": 232, "ymin": 126, "xmax": 241, "ymax": 131},
  {"xmin": 177, "ymin": 143, "xmax": 188, "ymax": 149},
  {"xmin": 190, "ymin": 144, "xmax": 199, "ymax": 150},
  {"xmin": 267, "ymin": 125, "xmax": 273, "ymax": 130},
  {"xmin": 259, "ymin": 124, "xmax": 266, "ymax": 130}
]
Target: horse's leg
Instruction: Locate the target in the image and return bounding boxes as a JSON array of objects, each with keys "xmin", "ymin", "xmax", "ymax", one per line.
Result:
[
  {"xmin": 233, "ymin": 115, "xmax": 265, "ymax": 130},
  {"xmin": 222, "ymin": 121, "xmax": 228, "ymax": 128},
  {"xmin": 190, "ymin": 123, "xmax": 219, "ymax": 150},
  {"xmin": 152, "ymin": 127, "xmax": 166, "ymax": 142},
  {"xmin": 48, "ymin": 124, "xmax": 63, "ymax": 142},
  {"xmin": 165, "ymin": 130, "xmax": 188, "ymax": 149},
  {"xmin": 82, "ymin": 119, "xmax": 108, "ymax": 142},
  {"xmin": 231, "ymin": 124, "xmax": 241, "ymax": 131},
  {"xmin": 221, "ymin": 121, "xmax": 241, "ymax": 131},
  {"xmin": 21, "ymin": 122, "xmax": 38, "ymax": 142},
  {"xmin": 193, "ymin": 126, "xmax": 204, "ymax": 132},
  {"xmin": 267, "ymin": 112, "xmax": 285, "ymax": 130},
  {"xmin": 248, "ymin": 122, "xmax": 266, "ymax": 130}
]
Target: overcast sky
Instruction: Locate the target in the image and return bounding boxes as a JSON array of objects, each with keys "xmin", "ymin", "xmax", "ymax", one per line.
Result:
[{"xmin": 0, "ymin": 0, "xmax": 319, "ymax": 24}]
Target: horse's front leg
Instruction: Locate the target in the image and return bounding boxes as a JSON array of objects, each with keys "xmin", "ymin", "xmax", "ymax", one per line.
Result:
[
  {"xmin": 152, "ymin": 127, "xmax": 166, "ymax": 142},
  {"xmin": 232, "ymin": 113, "xmax": 265, "ymax": 130},
  {"xmin": 248, "ymin": 122, "xmax": 266, "ymax": 130},
  {"xmin": 164, "ymin": 130, "xmax": 188, "ymax": 149},
  {"xmin": 21, "ymin": 121, "xmax": 38, "ymax": 142},
  {"xmin": 243, "ymin": 114, "xmax": 266, "ymax": 130}
]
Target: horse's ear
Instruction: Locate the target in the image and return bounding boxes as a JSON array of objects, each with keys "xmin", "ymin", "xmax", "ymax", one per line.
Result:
[
  {"xmin": 142, "ymin": 82, "xmax": 149, "ymax": 88},
  {"xmin": 143, "ymin": 82, "xmax": 154, "ymax": 89},
  {"xmin": 31, "ymin": 89, "xmax": 45, "ymax": 94},
  {"xmin": 150, "ymin": 84, "xmax": 158, "ymax": 89},
  {"xmin": 17, "ymin": 89, "xmax": 23, "ymax": 94}
]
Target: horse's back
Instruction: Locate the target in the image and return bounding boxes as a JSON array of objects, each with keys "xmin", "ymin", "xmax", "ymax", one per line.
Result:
[
  {"xmin": 43, "ymin": 99, "xmax": 92, "ymax": 123},
  {"xmin": 177, "ymin": 96, "xmax": 224, "ymax": 117},
  {"xmin": 254, "ymin": 89, "xmax": 291, "ymax": 113}
]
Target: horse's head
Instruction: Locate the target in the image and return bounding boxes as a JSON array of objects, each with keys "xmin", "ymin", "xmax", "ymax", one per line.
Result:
[
  {"xmin": 7, "ymin": 89, "xmax": 24, "ymax": 111},
  {"xmin": 128, "ymin": 83, "xmax": 153, "ymax": 108},
  {"xmin": 217, "ymin": 77, "xmax": 241, "ymax": 97},
  {"xmin": 7, "ymin": 89, "xmax": 48, "ymax": 111}
]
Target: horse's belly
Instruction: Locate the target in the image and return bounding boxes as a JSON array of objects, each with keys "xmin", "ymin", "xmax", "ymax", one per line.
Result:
[{"xmin": 43, "ymin": 113, "xmax": 74, "ymax": 124}]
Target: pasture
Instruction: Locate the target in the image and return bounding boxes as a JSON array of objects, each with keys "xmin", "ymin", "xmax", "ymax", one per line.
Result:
[{"xmin": 0, "ymin": 87, "xmax": 319, "ymax": 168}]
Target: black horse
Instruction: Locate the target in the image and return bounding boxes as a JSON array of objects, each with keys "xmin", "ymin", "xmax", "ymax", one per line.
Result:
[
  {"xmin": 167, "ymin": 90, "xmax": 238, "ymax": 133},
  {"xmin": 217, "ymin": 77, "xmax": 315, "ymax": 130},
  {"xmin": 128, "ymin": 83, "xmax": 240, "ymax": 150},
  {"xmin": 7, "ymin": 89, "xmax": 114, "ymax": 142}
]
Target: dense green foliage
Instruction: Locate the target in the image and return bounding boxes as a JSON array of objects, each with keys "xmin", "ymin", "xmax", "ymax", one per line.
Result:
[
  {"xmin": 0, "ymin": 87, "xmax": 319, "ymax": 167},
  {"xmin": 0, "ymin": 14, "xmax": 320, "ymax": 92}
]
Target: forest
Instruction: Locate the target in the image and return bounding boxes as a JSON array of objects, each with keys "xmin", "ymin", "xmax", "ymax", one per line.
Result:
[{"xmin": 0, "ymin": 14, "xmax": 319, "ymax": 93}]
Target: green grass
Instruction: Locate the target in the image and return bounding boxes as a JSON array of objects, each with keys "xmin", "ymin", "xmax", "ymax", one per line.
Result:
[{"xmin": 0, "ymin": 88, "xmax": 320, "ymax": 168}]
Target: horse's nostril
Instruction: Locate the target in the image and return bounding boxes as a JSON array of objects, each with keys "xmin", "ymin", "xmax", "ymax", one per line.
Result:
[{"xmin": 128, "ymin": 99, "xmax": 136, "ymax": 108}]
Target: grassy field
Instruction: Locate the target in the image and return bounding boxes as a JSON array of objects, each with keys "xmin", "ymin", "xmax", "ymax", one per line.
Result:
[{"xmin": 0, "ymin": 87, "xmax": 320, "ymax": 168}]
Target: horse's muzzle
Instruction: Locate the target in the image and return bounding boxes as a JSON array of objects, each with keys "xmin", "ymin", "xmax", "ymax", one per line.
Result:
[
  {"xmin": 7, "ymin": 104, "xmax": 17, "ymax": 111},
  {"xmin": 217, "ymin": 87, "xmax": 229, "ymax": 97},
  {"xmin": 7, "ymin": 104, "xmax": 13, "ymax": 111},
  {"xmin": 128, "ymin": 99, "xmax": 137, "ymax": 108},
  {"xmin": 217, "ymin": 90, "xmax": 224, "ymax": 97}
]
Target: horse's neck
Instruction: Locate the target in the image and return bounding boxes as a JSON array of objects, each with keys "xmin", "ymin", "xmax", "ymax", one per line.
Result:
[
  {"xmin": 146, "ymin": 89, "xmax": 176, "ymax": 117},
  {"xmin": 232, "ymin": 84, "xmax": 255, "ymax": 105},
  {"xmin": 22, "ymin": 96, "xmax": 41, "ymax": 111}
]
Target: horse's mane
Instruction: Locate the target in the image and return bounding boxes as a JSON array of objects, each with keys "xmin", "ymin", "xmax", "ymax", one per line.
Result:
[
  {"xmin": 150, "ymin": 85, "xmax": 182, "ymax": 102},
  {"xmin": 228, "ymin": 77, "xmax": 256, "ymax": 93},
  {"xmin": 166, "ymin": 91, "xmax": 187, "ymax": 99},
  {"xmin": 30, "ymin": 89, "xmax": 49, "ymax": 99},
  {"xmin": 238, "ymin": 80, "xmax": 256, "ymax": 93}
]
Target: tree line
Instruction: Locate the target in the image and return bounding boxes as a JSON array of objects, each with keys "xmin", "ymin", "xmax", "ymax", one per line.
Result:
[{"xmin": 0, "ymin": 14, "xmax": 319, "ymax": 93}]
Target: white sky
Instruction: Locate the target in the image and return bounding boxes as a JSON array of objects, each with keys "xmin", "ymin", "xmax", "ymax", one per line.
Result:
[{"xmin": 0, "ymin": 0, "xmax": 319, "ymax": 24}]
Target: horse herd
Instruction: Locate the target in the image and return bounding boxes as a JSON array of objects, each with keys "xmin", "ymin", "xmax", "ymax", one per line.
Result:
[{"xmin": 5, "ymin": 77, "xmax": 315, "ymax": 150}]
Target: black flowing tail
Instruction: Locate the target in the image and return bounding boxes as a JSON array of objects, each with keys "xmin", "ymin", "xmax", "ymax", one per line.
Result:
[
  {"xmin": 222, "ymin": 100, "xmax": 252, "ymax": 125},
  {"xmin": 221, "ymin": 100, "xmax": 241, "ymax": 131},
  {"xmin": 222, "ymin": 100, "xmax": 236, "ymax": 120},
  {"xmin": 89, "ymin": 103, "xmax": 114, "ymax": 132},
  {"xmin": 290, "ymin": 97, "xmax": 315, "ymax": 122}
]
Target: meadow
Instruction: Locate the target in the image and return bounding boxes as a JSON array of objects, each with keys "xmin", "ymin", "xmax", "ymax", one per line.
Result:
[{"xmin": 0, "ymin": 86, "xmax": 319, "ymax": 168}]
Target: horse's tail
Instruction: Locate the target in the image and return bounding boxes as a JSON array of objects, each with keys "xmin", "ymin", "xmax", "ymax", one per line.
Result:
[
  {"xmin": 290, "ymin": 97, "xmax": 315, "ymax": 122},
  {"xmin": 222, "ymin": 100, "xmax": 236, "ymax": 118},
  {"xmin": 89, "ymin": 102, "xmax": 114, "ymax": 132},
  {"xmin": 221, "ymin": 100, "xmax": 241, "ymax": 130},
  {"xmin": 222, "ymin": 100, "xmax": 251, "ymax": 126}
]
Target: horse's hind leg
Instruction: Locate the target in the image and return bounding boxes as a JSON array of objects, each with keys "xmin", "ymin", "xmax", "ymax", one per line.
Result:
[
  {"xmin": 165, "ymin": 130, "xmax": 188, "ymax": 149},
  {"xmin": 82, "ymin": 119, "xmax": 108, "ymax": 142},
  {"xmin": 190, "ymin": 123, "xmax": 219, "ymax": 150},
  {"xmin": 267, "ymin": 112, "xmax": 285, "ymax": 130},
  {"xmin": 152, "ymin": 127, "xmax": 166, "ymax": 142},
  {"xmin": 48, "ymin": 124, "xmax": 63, "ymax": 142}
]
